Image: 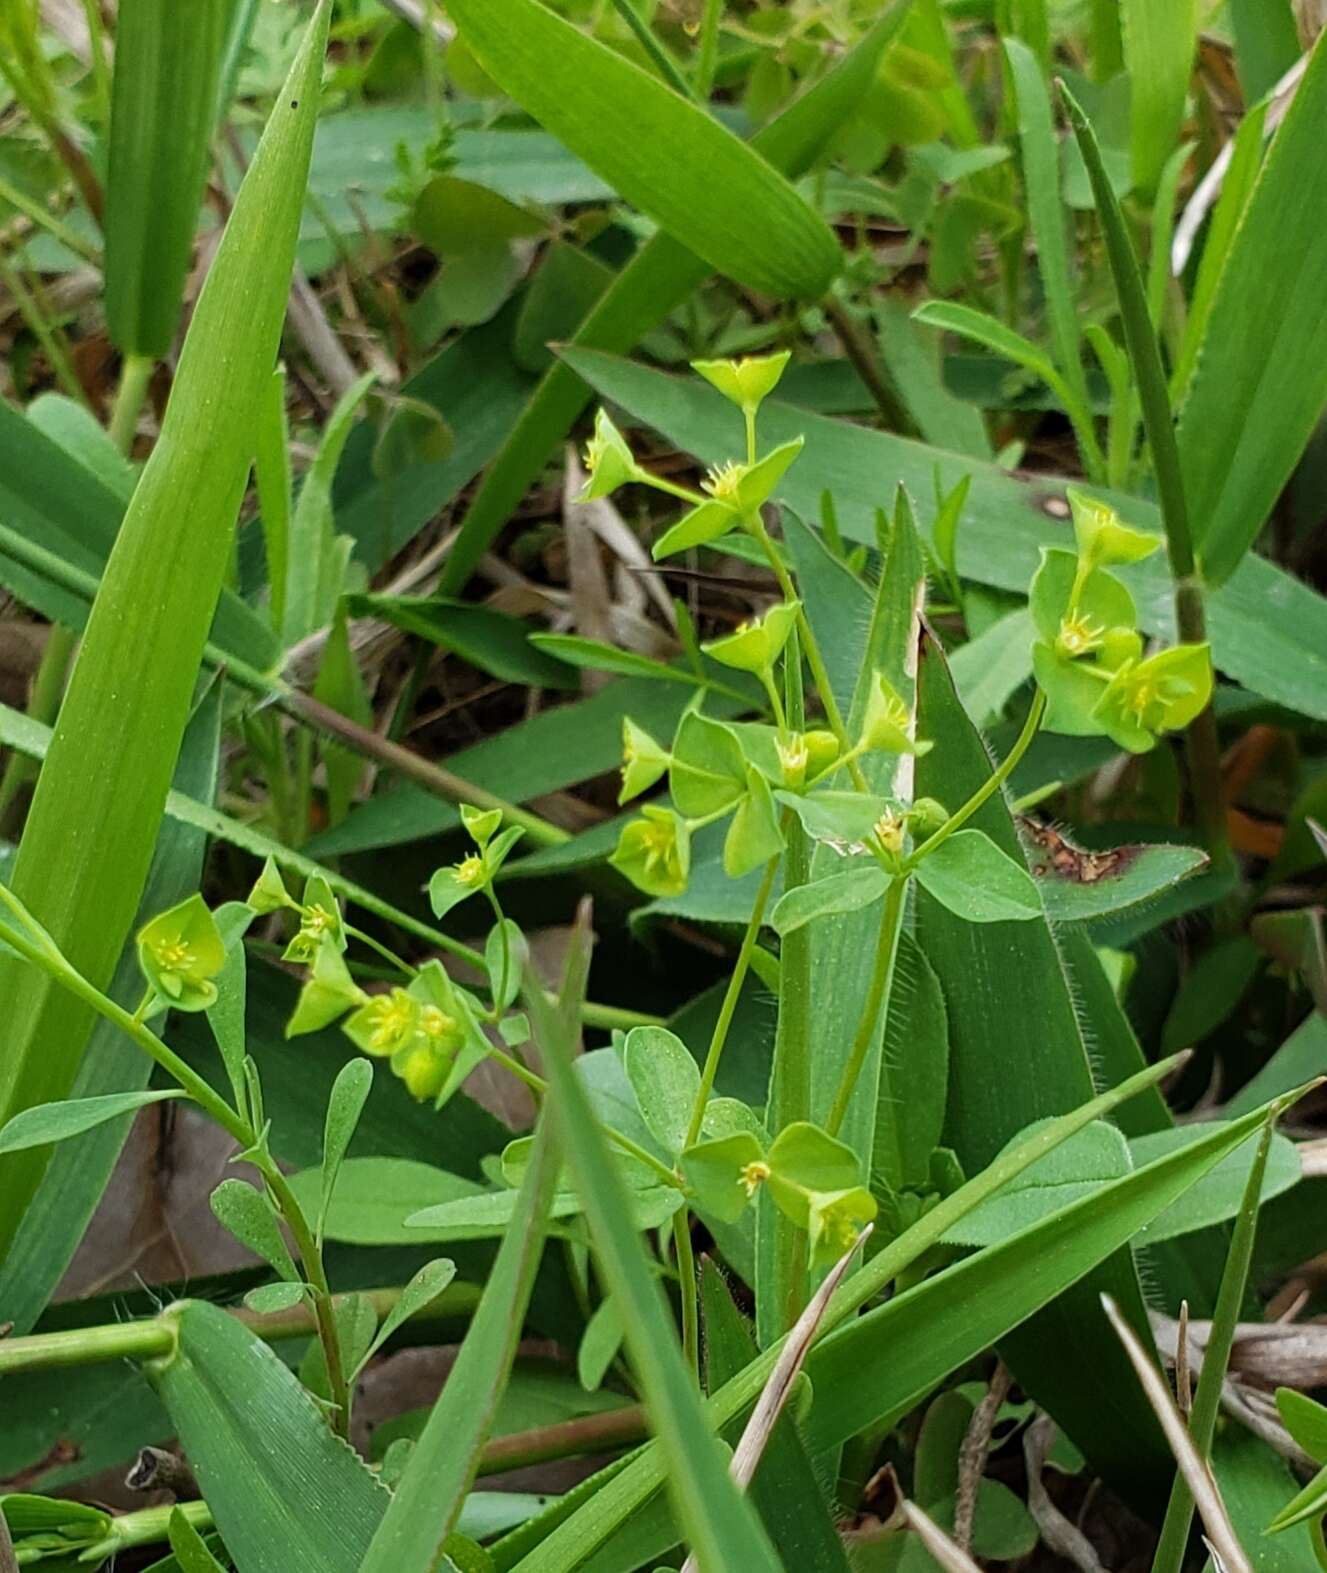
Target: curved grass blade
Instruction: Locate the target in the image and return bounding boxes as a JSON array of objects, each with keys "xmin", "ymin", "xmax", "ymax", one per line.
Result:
[
  {"xmin": 0, "ymin": 2, "xmax": 331, "ymax": 1261},
  {"xmin": 357, "ymin": 1004, "xmax": 565, "ymax": 1569},
  {"xmin": 444, "ymin": 0, "xmax": 839, "ymax": 301},
  {"xmin": 524, "ymin": 915, "xmax": 783, "ymax": 1573},
  {"xmin": 1172, "ymin": 31, "xmax": 1327, "ymax": 585}
]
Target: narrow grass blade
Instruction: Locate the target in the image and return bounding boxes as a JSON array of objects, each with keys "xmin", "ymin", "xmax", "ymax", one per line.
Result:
[
  {"xmin": 1172, "ymin": 32, "xmax": 1327, "ymax": 584},
  {"xmin": 147, "ymin": 1299, "xmax": 389, "ymax": 1572},
  {"xmin": 436, "ymin": 3, "xmax": 911, "ymax": 594},
  {"xmin": 1062, "ymin": 85, "xmax": 1195, "ymax": 582},
  {"xmin": 899, "ymin": 1500, "xmax": 982, "ymax": 1572},
  {"xmin": 1151, "ymin": 1118, "xmax": 1279, "ymax": 1573},
  {"xmin": 105, "ymin": 0, "xmax": 232, "ymax": 357},
  {"xmin": 357, "ymin": 1091, "xmax": 560, "ymax": 1567},
  {"xmin": 1004, "ymin": 39, "xmax": 1085, "ymax": 414},
  {"xmin": 445, "ymin": 0, "xmax": 839, "ymax": 300},
  {"xmin": 1122, "ymin": 0, "xmax": 1198, "ymax": 194},
  {"xmin": 0, "ymin": 4, "xmax": 330, "ymax": 1261},
  {"xmin": 1101, "ymin": 1295, "xmax": 1252, "ymax": 1573},
  {"xmin": 529, "ymin": 913, "xmax": 783, "ymax": 1573}
]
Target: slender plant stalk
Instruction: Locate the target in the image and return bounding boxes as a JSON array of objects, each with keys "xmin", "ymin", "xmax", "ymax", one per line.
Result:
[
  {"xmin": 0, "ymin": 170, "xmax": 101, "ymax": 261},
  {"xmin": 901, "ymin": 690, "xmax": 1046, "ymax": 872},
  {"xmin": 607, "ymin": 0, "xmax": 692, "ymax": 96},
  {"xmin": 108, "ymin": 352, "xmax": 155, "ymax": 452},
  {"xmin": 1149, "ymin": 1120, "xmax": 1275, "ymax": 1573},
  {"xmin": 824, "ymin": 295, "xmax": 913, "ymax": 432},
  {"xmin": 0, "ymin": 626, "xmax": 75, "ymax": 831},
  {"xmin": 0, "ymin": 250, "xmax": 87, "ymax": 404},
  {"xmin": 1062, "ymin": 86, "xmax": 1230, "ymax": 869},
  {"xmin": 684, "ymin": 853, "xmax": 780, "ymax": 1147},
  {"xmin": 693, "ymin": 0, "xmax": 722, "ymax": 97},
  {"xmin": 824, "ymin": 874, "xmax": 905, "ymax": 1137},
  {"xmin": 673, "ymin": 1209, "xmax": 700, "ymax": 1380}
]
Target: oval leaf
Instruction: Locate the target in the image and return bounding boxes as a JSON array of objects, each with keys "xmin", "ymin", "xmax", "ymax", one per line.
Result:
[
  {"xmin": 913, "ymin": 829, "xmax": 1043, "ymax": 923},
  {"xmin": 0, "ymin": 1089, "xmax": 188, "ymax": 1156}
]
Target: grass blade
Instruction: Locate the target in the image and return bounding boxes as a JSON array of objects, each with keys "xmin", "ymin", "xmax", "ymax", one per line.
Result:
[
  {"xmin": 1004, "ymin": 39, "xmax": 1086, "ymax": 415},
  {"xmin": 436, "ymin": 4, "xmax": 910, "ymax": 595},
  {"xmin": 529, "ymin": 910, "xmax": 783, "ymax": 1573},
  {"xmin": 1172, "ymin": 31, "xmax": 1327, "ymax": 585},
  {"xmin": 914, "ymin": 624, "xmax": 1168, "ymax": 1498},
  {"xmin": 1151, "ymin": 1118, "xmax": 1279, "ymax": 1573},
  {"xmin": 445, "ymin": 0, "xmax": 839, "ymax": 301},
  {"xmin": 1122, "ymin": 0, "xmax": 1198, "ymax": 195},
  {"xmin": 105, "ymin": 0, "xmax": 231, "ymax": 358},
  {"xmin": 357, "ymin": 1071, "xmax": 561, "ymax": 1564},
  {"xmin": 0, "ymin": 2, "xmax": 331, "ymax": 1261}
]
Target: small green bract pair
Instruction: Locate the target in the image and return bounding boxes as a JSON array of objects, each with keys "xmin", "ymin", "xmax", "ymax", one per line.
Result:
[{"xmin": 1031, "ymin": 489, "xmax": 1213, "ymax": 753}]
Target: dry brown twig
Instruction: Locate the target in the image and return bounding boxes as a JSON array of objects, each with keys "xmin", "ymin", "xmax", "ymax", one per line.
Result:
[
  {"xmin": 1023, "ymin": 1415, "xmax": 1111, "ymax": 1573},
  {"xmin": 952, "ymin": 1361, "xmax": 1011, "ymax": 1552}
]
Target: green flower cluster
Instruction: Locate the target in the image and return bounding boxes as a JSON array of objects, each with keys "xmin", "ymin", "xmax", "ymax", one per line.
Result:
[
  {"xmin": 252, "ymin": 862, "xmax": 473, "ymax": 1103},
  {"xmin": 1031, "ymin": 489, "xmax": 1213, "ymax": 753},
  {"xmin": 681, "ymin": 1117, "xmax": 877, "ymax": 1270}
]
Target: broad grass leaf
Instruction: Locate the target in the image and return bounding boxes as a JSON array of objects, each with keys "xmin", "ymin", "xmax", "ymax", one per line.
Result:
[
  {"xmin": 148, "ymin": 1300, "xmax": 389, "ymax": 1571},
  {"xmin": 444, "ymin": 0, "xmax": 840, "ymax": 300},
  {"xmin": 914, "ymin": 627, "xmax": 1168, "ymax": 1499}
]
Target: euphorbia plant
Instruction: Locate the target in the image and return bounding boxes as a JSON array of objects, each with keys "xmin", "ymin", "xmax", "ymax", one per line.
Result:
[{"xmin": 576, "ymin": 349, "xmax": 1214, "ymax": 1338}]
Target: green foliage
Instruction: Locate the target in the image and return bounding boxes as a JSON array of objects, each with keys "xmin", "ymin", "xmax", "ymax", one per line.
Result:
[{"xmin": 6, "ymin": 7, "xmax": 1327, "ymax": 1570}]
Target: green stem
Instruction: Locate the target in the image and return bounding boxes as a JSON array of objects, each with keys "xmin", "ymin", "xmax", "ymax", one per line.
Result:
[
  {"xmin": 108, "ymin": 353, "xmax": 155, "ymax": 453},
  {"xmin": 345, "ymin": 923, "xmax": 417, "ymax": 979},
  {"xmin": 0, "ymin": 623, "xmax": 75, "ymax": 831},
  {"xmin": 90, "ymin": 1501, "xmax": 213, "ymax": 1559},
  {"xmin": 685, "ymin": 853, "xmax": 779, "ymax": 1148},
  {"xmin": 0, "ymin": 914, "xmax": 353, "ymax": 1436},
  {"xmin": 607, "ymin": 0, "xmax": 693, "ymax": 96},
  {"xmin": 748, "ymin": 513, "xmax": 869, "ymax": 792},
  {"xmin": 902, "ymin": 690, "xmax": 1046, "ymax": 873},
  {"xmin": 78, "ymin": 0, "xmax": 112, "ymax": 124},
  {"xmin": 263, "ymin": 1166, "xmax": 351, "ymax": 1437},
  {"xmin": 0, "ymin": 169, "xmax": 100, "ymax": 262},
  {"xmin": 672, "ymin": 1208, "xmax": 699, "ymax": 1382},
  {"xmin": 693, "ymin": 0, "xmax": 722, "ymax": 98},
  {"xmin": 0, "ymin": 250, "xmax": 87, "ymax": 405},
  {"xmin": 485, "ymin": 886, "xmax": 513, "ymax": 1017},
  {"xmin": 824, "ymin": 874, "xmax": 906, "ymax": 1138},
  {"xmin": 1150, "ymin": 1120, "xmax": 1275, "ymax": 1573}
]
